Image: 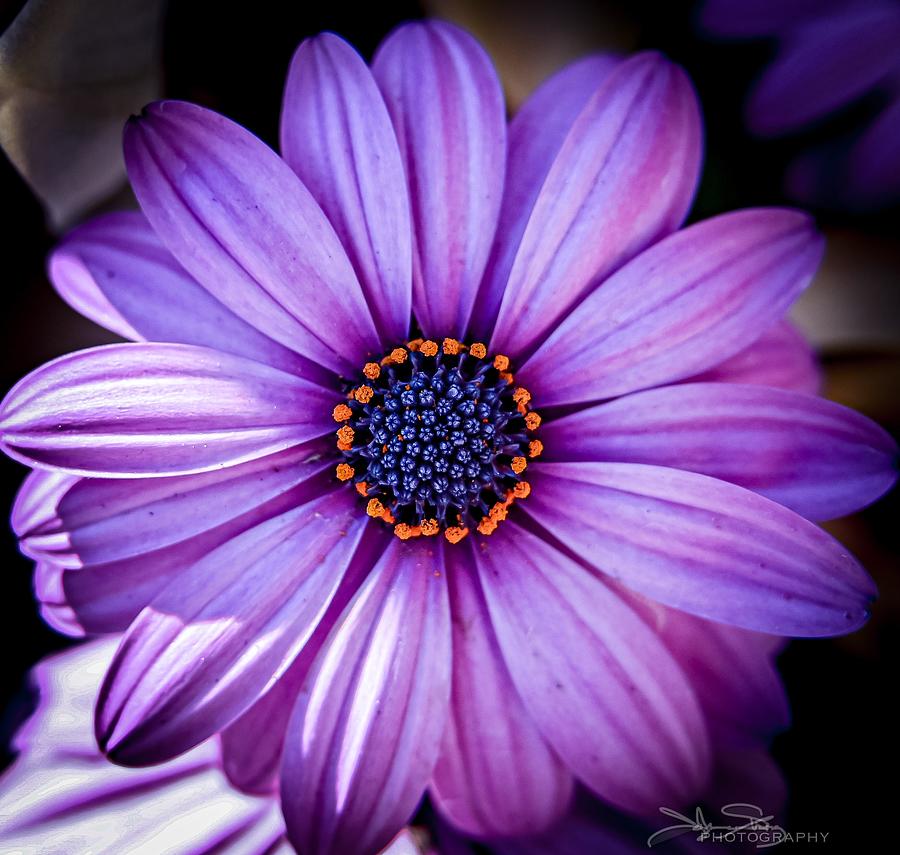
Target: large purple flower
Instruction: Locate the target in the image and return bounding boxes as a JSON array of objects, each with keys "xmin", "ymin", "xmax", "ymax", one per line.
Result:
[
  {"xmin": 701, "ymin": 0, "xmax": 900, "ymax": 209},
  {"xmin": 1, "ymin": 19, "xmax": 896, "ymax": 855}
]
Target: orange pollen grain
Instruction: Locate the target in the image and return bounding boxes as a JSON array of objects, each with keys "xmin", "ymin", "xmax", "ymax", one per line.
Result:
[
  {"xmin": 336, "ymin": 463, "xmax": 354, "ymax": 481},
  {"xmin": 394, "ymin": 523, "xmax": 416, "ymax": 540},
  {"xmin": 445, "ymin": 526, "xmax": 469, "ymax": 544},
  {"xmin": 355, "ymin": 482, "xmax": 369, "ymax": 496},
  {"xmin": 420, "ymin": 340, "xmax": 439, "ymax": 357},
  {"xmin": 513, "ymin": 387, "xmax": 531, "ymax": 406},
  {"xmin": 382, "ymin": 509, "xmax": 396, "ymax": 524},
  {"xmin": 337, "ymin": 439, "xmax": 353, "ymax": 451},
  {"xmin": 524, "ymin": 412, "xmax": 542, "ymax": 430},
  {"xmin": 511, "ymin": 456, "xmax": 527, "ymax": 474},
  {"xmin": 442, "ymin": 338, "xmax": 461, "ymax": 355},
  {"xmin": 353, "ymin": 385, "xmax": 374, "ymax": 403},
  {"xmin": 390, "ymin": 347, "xmax": 408, "ymax": 364},
  {"xmin": 477, "ymin": 517, "xmax": 498, "ymax": 535},
  {"xmin": 513, "ymin": 480, "xmax": 531, "ymax": 499},
  {"xmin": 366, "ymin": 498, "xmax": 385, "ymax": 518},
  {"xmin": 493, "ymin": 354, "xmax": 510, "ymax": 371},
  {"xmin": 499, "ymin": 371, "xmax": 514, "ymax": 384},
  {"xmin": 332, "ymin": 403, "xmax": 352, "ymax": 422},
  {"xmin": 528, "ymin": 440, "xmax": 544, "ymax": 458},
  {"xmin": 489, "ymin": 502, "xmax": 509, "ymax": 522},
  {"xmin": 406, "ymin": 338, "xmax": 424, "ymax": 351},
  {"xmin": 469, "ymin": 342, "xmax": 487, "ymax": 359},
  {"xmin": 336, "ymin": 425, "xmax": 354, "ymax": 445},
  {"xmin": 363, "ymin": 362, "xmax": 381, "ymax": 380},
  {"xmin": 421, "ymin": 519, "xmax": 440, "ymax": 536}
]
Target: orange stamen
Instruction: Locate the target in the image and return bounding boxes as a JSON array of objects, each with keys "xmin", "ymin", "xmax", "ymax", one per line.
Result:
[
  {"xmin": 406, "ymin": 338, "xmax": 424, "ymax": 351},
  {"xmin": 477, "ymin": 517, "xmax": 498, "ymax": 535},
  {"xmin": 337, "ymin": 439, "xmax": 353, "ymax": 451},
  {"xmin": 355, "ymin": 482, "xmax": 369, "ymax": 496},
  {"xmin": 528, "ymin": 439, "xmax": 543, "ymax": 458},
  {"xmin": 394, "ymin": 523, "xmax": 416, "ymax": 540},
  {"xmin": 524, "ymin": 411, "xmax": 541, "ymax": 430},
  {"xmin": 382, "ymin": 509, "xmax": 395, "ymax": 524},
  {"xmin": 511, "ymin": 456, "xmax": 527, "ymax": 474},
  {"xmin": 493, "ymin": 354, "xmax": 510, "ymax": 371},
  {"xmin": 390, "ymin": 347, "xmax": 408, "ymax": 364},
  {"xmin": 421, "ymin": 519, "xmax": 440, "ymax": 536},
  {"xmin": 442, "ymin": 338, "xmax": 461, "ymax": 355},
  {"xmin": 469, "ymin": 342, "xmax": 487, "ymax": 359},
  {"xmin": 336, "ymin": 463, "xmax": 354, "ymax": 481},
  {"xmin": 363, "ymin": 362, "xmax": 381, "ymax": 380},
  {"xmin": 354, "ymin": 385, "xmax": 374, "ymax": 403},
  {"xmin": 513, "ymin": 387, "xmax": 531, "ymax": 406},
  {"xmin": 499, "ymin": 371, "xmax": 514, "ymax": 384},
  {"xmin": 336, "ymin": 425, "xmax": 354, "ymax": 445},
  {"xmin": 513, "ymin": 480, "xmax": 531, "ymax": 499},
  {"xmin": 332, "ymin": 403, "xmax": 352, "ymax": 422},
  {"xmin": 489, "ymin": 501, "xmax": 509, "ymax": 522},
  {"xmin": 366, "ymin": 498, "xmax": 385, "ymax": 517},
  {"xmin": 445, "ymin": 526, "xmax": 469, "ymax": 544},
  {"xmin": 420, "ymin": 340, "xmax": 439, "ymax": 357}
]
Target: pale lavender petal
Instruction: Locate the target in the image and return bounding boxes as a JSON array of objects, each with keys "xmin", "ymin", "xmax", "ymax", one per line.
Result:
[
  {"xmin": 0, "ymin": 343, "xmax": 334, "ymax": 476},
  {"xmin": 526, "ymin": 462, "xmax": 877, "ymax": 636},
  {"xmin": 429, "ymin": 543, "xmax": 574, "ymax": 838},
  {"xmin": 12, "ymin": 468, "xmax": 78, "ymax": 540},
  {"xmin": 280, "ymin": 33, "xmax": 411, "ymax": 345},
  {"xmin": 48, "ymin": 211, "xmax": 323, "ymax": 379},
  {"xmin": 476, "ymin": 522, "xmax": 710, "ymax": 814},
  {"xmin": 471, "ymin": 53, "xmax": 621, "ymax": 339},
  {"xmin": 96, "ymin": 489, "xmax": 368, "ymax": 764},
  {"xmin": 372, "ymin": 21, "xmax": 506, "ymax": 339},
  {"xmin": 489, "ymin": 52, "xmax": 702, "ymax": 358},
  {"xmin": 124, "ymin": 100, "xmax": 381, "ymax": 375},
  {"xmin": 520, "ymin": 209, "xmax": 823, "ymax": 405},
  {"xmin": 540, "ymin": 383, "xmax": 898, "ymax": 521},
  {"xmin": 688, "ymin": 320, "xmax": 820, "ymax": 393},
  {"xmin": 281, "ymin": 539, "xmax": 451, "ymax": 855},
  {"xmin": 746, "ymin": 5, "xmax": 900, "ymax": 136},
  {"xmin": 33, "ymin": 561, "xmax": 85, "ymax": 637}
]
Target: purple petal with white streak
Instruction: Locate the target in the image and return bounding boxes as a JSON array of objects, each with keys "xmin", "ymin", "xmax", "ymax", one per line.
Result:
[
  {"xmin": 281, "ymin": 538, "xmax": 451, "ymax": 855},
  {"xmin": 520, "ymin": 208, "xmax": 823, "ymax": 405},
  {"xmin": 0, "ymin": 343, "xmax": 334, "ymax": 477},
  {"xmin": 124, "ymin": 100, "xmax": 381, "ymax": 375},
  {"xmin": 372, "ymin": 21, "xmax": 506, "ymax": 339},
  {"xmin": 525, "ymin": 462, "xmax": 876, "ymax": 636}
]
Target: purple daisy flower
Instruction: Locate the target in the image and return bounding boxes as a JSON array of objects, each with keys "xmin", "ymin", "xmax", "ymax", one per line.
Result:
[
  {"xmin": 1, "ymin": 19, "xmax": 896, "ymax": 855},
  {"xmin": 701, "ymin": 0, "xmax": 900, "ymax": 209}
]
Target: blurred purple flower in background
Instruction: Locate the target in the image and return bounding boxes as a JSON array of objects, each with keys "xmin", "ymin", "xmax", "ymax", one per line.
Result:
[
  {"xmin": 701, "ymin": 0, "xmax": 900, "ymax": 210},
  {"xmin": 1, "ymin": 18, "xmax": 897, "ymax": 855}
]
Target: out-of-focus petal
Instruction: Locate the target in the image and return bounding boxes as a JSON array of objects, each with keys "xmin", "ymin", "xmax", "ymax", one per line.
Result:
[
  {"xmin": 488, "ymin": 52, "xmax": 701, "ymax": 359},
  {"xmin": 476, "ymin": 522, "xmax": 710, "ymax": 815},
  {"xmin": 539, "ymin": 383, "xmax": 898, "ymax": 521},
  {"xmin": 95, "ymin": 490, "xmax": 368, "ymax": 764},
  {"xmin": 525, "ymin": 461, "xmax": 877, "ymax": 636},
  {"xmin": 700, "ymin": 0, "xmax": 845, "ymax": 37},
  {"xmin": 429, "ymin": 543, "xmax": 574, "ymax": 838},
  {"xmin": 0, "ymin": 343, "xmax": 334, "ymax": 477},
  {"xmin": 519, "ymin": 209, "xmax": 823, "ymax": 406},
  {"xmin": 846, "ymin": 95, "xmax": 900, "ymax": 209},
  {"xmin": 281, "ymin": 33, "xmax": 411, "ymax": 346},
  {"xmin": 372, "ymin": 21, "xmax": 506, "ymax": 339},
  {"xmin": 124, "ymin": 100, "xmax": 381, "ymax": 375},
  {"xmin": 282, "ymin": 539, "xmax": 451, "ymax": 855}
]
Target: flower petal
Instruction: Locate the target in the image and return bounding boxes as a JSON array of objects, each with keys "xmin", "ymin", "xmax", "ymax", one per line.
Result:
[
  {"xmin": 525, "ymin": 461, "xmax": 877, "ymax": 636},
  {"xmin": 472, "ymin": 53, "xmax": 621, "ymax": 339},
  {"xmin": 688, "ymin": 319, "xmax": 820, "ymax": 393},
  {"xmin": 95, "ymin": 489, "xmax": 368, "ymax": 764},
  {"xmin": 280, "ymin": 33, "xmax": 411, "ymax": 345},
  {"xmin": 489, "ymin": 51, "xmax": 702, "ymax": 359},
  {"xmin": 0, "ymin": 343, "xmax": 334, "ymax": 476},
  {"xmin": 281, "ymin": 539, "xmax": 451, "ymax": 855},
  {"xmin": 475, "ymin": 522, "xmax": 710, "ymax": 815},
  {"xmin": 372, "ymin": 21, "xmax": 506, "ymax": 339},
  {"xmin": 520, "ymin": 208, "xmax": 823, "ymax": 405},
  {"xmin": 124, "ymin": 100, "xmax": 381, "ymax": 375},
  {"xmin": 33, "ymin": 561, "xmax": 86, "ymax": 637},
  {"xmin": 48, "ymin": 211, "xmax": 322, "ymax": 379},
  {"xmin": 429, "ymin": 542, "xmax": 574, "ymax": 838},
  {"xmin": 540, "ymin": 382, "xmax": 898, "ymax": 521}
]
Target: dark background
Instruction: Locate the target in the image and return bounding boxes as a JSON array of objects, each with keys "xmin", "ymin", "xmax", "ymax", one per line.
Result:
[{"xmin": 1, "ymin": 1, "xmax": 897, "ymax": 851}]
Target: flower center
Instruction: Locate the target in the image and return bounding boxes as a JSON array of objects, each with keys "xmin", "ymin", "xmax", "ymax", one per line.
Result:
[{"xmin": 332, "ymin": 338, "xmax": 542, "ymax": 543}]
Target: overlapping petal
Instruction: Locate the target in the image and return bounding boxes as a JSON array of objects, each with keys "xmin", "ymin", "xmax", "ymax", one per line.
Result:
[
  {"xmin": 372, "ymin": 20, "xmax": 506, "ymax": 339},
  {"xmin": 282, "ymin": 538, "xmax": 451, "ymax": 855},
  {"xmin": 281, "ymin": 33, "xmax": 411, "ymax": 345},
  {"xmin": 475, "ymin": 522, "xmax": 710, "ymax": 815},
  {"xmin": 488, "ymin": 51, "xmax": 702, "ymax": 358},
  {"xmin": 539, "ymin": 383, "xmax": 897, "ymax": 520},
  {"xmin": 124, "ymin": 100, "xmax": 381, "ymax": 375},
  {"xmin": 525, "ymin": 462, "xmax": 876, "ymax": 636},
  {"xmin": 0, "ymin": 343, "xmax": 334, "ymax": 476},
  {"xmin": 519, "ymin": 209, "xmax": 823, "ymax": 405}
]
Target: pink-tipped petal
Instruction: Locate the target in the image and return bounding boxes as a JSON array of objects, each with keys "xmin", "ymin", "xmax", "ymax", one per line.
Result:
[
  {"xmin": 520, "ymin": 208, "xmax": 823, "ymax": 405},
  {"xmin": 281, "ymin": 33, "xmax": 411, "ymax": 345},
  {"xmin": 48, "ymin": 211, "xmax": 321, "ymax": 379},
  {"xmin": 429, "ymin": 542, "xmax": 574, "ymax": 838},
  {"xmin": 540, "ymin": 383, "xmax": 898, "ymax": 521},
  {"xmin": 472, "ymin": 53, "xmax": 621, "ymax": 339},
  {"xmin": 526, "ymin": 462, "xmax": 877, "ymax": 636},
  {"xmin": 372, "ymin": 21, "xmax": 506, "ymax": 339},
  {"xmin": 281, "ymin": 539, "xmax": 451, "ymax": 855},
  {"xmin": 688, "ymin": 319, "xmax": 820, "ymax": 393},
  {"xmin": 95, "ymin": 490, "xmax": 368, "ymax": 764},
  {"xmin": 0, "ymin": 343, "xmax": 334, "ymax": 477},
  {"xmin": 489, "ymin": 52, "xmax": 702, "ymax": 358},
  {"xmin": 476, "ymin": 522, "xmax": 710, "ymax": 815},
  {"xmin": 124, "ymin": 100, "xmax": 381, "ymax": 375}
]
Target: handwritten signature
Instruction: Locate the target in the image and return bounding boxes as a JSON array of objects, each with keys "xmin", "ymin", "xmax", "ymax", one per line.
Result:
[{"xmin": 647, "ymin": 803, "xmax": 788, "ymax": 849}]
